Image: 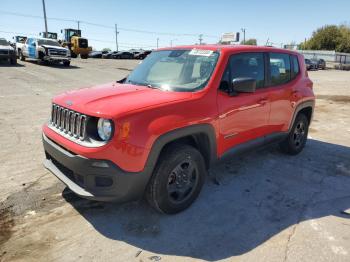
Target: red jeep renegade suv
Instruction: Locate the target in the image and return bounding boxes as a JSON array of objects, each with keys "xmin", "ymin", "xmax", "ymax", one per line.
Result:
[{"xmin": 42, "ymin": 45, "xmax": 315, "ymax": 214}]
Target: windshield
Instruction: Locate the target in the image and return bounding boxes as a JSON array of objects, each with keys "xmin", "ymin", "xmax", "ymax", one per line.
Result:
[
  {"xmin": 38, "ymin": 39, "xmax": 60, "ymax": 47},
  {"xmin": 125, "ymin": 49, "xmax": 219, "ymax": 92},
  {"xmin": 0, "ymin": 39, "xmax": 9, "ymax": 46}
]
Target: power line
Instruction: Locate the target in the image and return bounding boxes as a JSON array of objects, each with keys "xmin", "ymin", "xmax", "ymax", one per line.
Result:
[{"xmin": 0, "ymin": 10, "xmax": 219, "ymax": 38}]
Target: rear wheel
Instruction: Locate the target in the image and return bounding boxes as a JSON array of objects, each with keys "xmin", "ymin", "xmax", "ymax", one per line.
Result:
[
  {"xmin": 280, "ymin": 114, "xmax": 309, "ymax": 155},
  {"xmin": 146, "ymin": 144, "xmax": 206, "ymax": 214},
  {"xmin": 80, "ymin": 54, "xmax": 88, "ymax": 59}
]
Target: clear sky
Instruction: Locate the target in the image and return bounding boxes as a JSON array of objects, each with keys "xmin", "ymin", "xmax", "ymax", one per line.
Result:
[{"xmin": 0, "ymin": 0, "xmax": 349, "ymax": 51}]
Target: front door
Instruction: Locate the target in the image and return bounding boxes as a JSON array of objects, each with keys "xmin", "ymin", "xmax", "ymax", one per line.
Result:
[
  {"xmin": 217, "ymin": 52, "xmax": 270, "ymax": 155},
  {"xmin": 28, "ymin": 39, "xmax": 36, "ymax": 59}
]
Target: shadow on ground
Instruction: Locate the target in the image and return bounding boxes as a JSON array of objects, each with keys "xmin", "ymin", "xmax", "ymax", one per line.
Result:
[
  {"xmin": 63, "ymin": 139, "xmax": 350, "ymax": 260},
  {"xmin": 24, "ymin": 60, "xmax": 80, "ymax": 69},
  {"xmin": 0, "ymin": 62, "xmax": 24, "ymax": 67}
]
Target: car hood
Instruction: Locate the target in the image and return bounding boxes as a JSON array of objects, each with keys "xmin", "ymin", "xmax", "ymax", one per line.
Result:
[
  {"xmin": 53, "ymin": 82, "xmax": 192, "ymax": 118},
  {"xmin": 41, "ymin": 45, "xmax": 67, "ymax": 50}
]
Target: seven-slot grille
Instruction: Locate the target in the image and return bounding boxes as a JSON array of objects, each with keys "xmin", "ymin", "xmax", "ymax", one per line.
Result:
[
  {"xmin": 50, "ymin": 104, "xmax": 87, "ymax": 140},
  {"xmin": 48, "ymin": 48, "xmax": 67, "ymax": 57}
]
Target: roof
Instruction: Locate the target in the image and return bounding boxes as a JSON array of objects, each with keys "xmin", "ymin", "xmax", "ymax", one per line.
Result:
[
  {"xmin": 157, "ymin": 44, "xmax": 299, "ymax": 55},
  {"xmin": 27, "ymin": 37, "xmax": 60, "ymax": 42}
]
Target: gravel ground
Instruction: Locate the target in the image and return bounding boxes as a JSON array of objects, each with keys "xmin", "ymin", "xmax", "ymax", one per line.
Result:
[{"xmin": 0, "ymin": 59, "xmax": 349, "ymax": 262}]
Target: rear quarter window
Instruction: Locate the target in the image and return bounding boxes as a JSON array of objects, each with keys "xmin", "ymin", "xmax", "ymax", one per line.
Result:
[{"xmin": 291, "ymin": 55, "xmax": 300, "ymax": 79}]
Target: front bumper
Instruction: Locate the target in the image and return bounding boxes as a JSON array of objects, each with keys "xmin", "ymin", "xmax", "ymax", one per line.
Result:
[
  {"xmin": 42, "ymin": 133, "xmax": 150, "ymax": 202},
  {"xmin": 0, "ymin": 53, "xmax": 15, "ymax": 60},
  {"xmin": 43, "ymin": 56, "xmax": 70, "ymax": 62}
]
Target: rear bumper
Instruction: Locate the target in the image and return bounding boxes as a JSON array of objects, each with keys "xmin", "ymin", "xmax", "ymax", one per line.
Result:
[{"xmin": 42, "ymin": 133, "xmax": 150, "ymax": 202}]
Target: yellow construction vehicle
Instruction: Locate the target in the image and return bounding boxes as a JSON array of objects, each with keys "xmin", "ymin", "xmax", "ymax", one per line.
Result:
[{"xmin": 60, "ymin": 29, "xmax": 92, "ymax": 59}]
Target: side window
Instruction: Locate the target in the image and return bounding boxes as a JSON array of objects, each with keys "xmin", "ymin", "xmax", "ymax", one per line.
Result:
[
  {"xmin": 269, "ymin": 53, "xmax": 291, "ymax": 85},
  {"xmin": 291, "ymin": 55, "xmax": 300, "ymax": 79},
  {"xmin": 230, "ymin": 53, "xmax": 265, "ymax": 88}
]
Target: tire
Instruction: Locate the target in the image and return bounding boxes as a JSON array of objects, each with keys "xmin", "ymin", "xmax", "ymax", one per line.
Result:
[
  {"xmin": 280, "ymin": 114, "xmax": 309, "ymax": 155},
  {"xmin": 146, "ymin": 144, "xmax": 206, "ymax": 214},
  {"xmin": 71, "ymin": 52, "xmax": 77, "ymax": 58},
  {"xmin": 10, "ymin": 57, "xmax": 17, "ymax": 65},
  {"xmin": 81, "ymin": 54, "xmax": 88, "ymax": 59},
  {"xmin": 63, "ymin": 61, "xmax": 70, "ymax": 67},
  {"xmin": 20, "ymin": 51, "xmax": 25, "ymax": 61}
]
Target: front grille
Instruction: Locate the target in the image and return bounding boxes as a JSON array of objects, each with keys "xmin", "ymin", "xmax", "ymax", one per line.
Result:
[
  {"xmin": 48, "ymin": 48, "xmax": 67, "ymax": 57},
  {"xmin": 0, "ymin": 50, "xmax": 8, "ymax": 55},
  {"xmin": 50, "ymin": 104, "xmax": 87, "ymax": 140}
]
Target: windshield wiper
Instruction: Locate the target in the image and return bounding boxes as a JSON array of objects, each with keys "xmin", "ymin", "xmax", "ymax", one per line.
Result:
[{"xmin": 146, "ymin": 84, "xmax": 158, "ymax": 89}]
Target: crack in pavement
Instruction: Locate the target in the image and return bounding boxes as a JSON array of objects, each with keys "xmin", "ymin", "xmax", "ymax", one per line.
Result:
[{"xmin": 283, "ymin": 173, "xmax": 330, "ymax": 262}]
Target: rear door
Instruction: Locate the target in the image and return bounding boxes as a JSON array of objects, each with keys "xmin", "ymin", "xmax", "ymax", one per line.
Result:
[
  {"xmin": 265, "ymin": 52, "xmax": 297, "ymax": 133},
  {"xmin": 217, "ymin": 52, "xmax": 271, "ymax": 154}
]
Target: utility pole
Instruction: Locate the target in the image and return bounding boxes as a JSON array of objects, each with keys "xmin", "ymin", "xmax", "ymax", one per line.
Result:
[
  {"xmin": 241, "ymin": 28, "xmax": 246, "ymax": 44},
  {"xmin": 156, "ymin": 38, "xmax": 159, "ymax": 49},
  {"xmin": 42, "ymin": 0, "xmax": 48, "ymax": 38},
  {"xmin": 265, "ymin": 38, "xmax": 270, "ymax": 46},
  {"xmin": 170, "ymin": 39, "xmax": 177, "ymax": 47},
  {"xmin": 115, "ymin": 24, "xmax": 119, "ymax": 51},
  {"xmin": 77, "ymin": 21, "xmax": 80, "ymax": 30},
  {"xmin": 199, "ymin": 34, "xmax": 203, "ymax": 45}
]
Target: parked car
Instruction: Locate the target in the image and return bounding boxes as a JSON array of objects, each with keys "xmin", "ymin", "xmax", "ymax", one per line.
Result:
[
  {"xmin": 89, "ymin": 51, "xmax": 103, "ymax": 58},
  {"xmin": 102, "ymin": 51, "xmax": 118, "ymax": 59},
  {"xmin": 113, "ymin": 51, "xmax": 133, "ymax": 59},
  {"xmin": 13, "ymin": 35, "xmax": 27, "ymax": 58},
  {"xmin": 0, "ymin": 38, "xmax": 16, "ymax": 64},
  {"xmin": 20, "ymin": 37, "xmax": 71, "ymax": 66},
  {"xmin": 134, "ymin": 50, "xmax": 152, "ymax": 59},
  {"xmin": 305, "ymin": 58, "xmax": 318, "ymax": 70},
  {"xmin": 42, "ymin": 45, "xmax": 315, "ymax": 214},
  {"xmin": 316, "ymin": 59, "xmax": 326, "ymax": 70}
]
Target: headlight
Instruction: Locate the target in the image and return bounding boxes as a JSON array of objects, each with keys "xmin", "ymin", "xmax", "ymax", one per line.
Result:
[{"xmin": 97, "ymin": 118, "xmax": 113, "ymax": 141}]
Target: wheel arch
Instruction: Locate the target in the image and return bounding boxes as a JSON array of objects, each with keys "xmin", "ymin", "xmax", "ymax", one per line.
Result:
[
  {"xmin": 288, "ymin": 100, "xmax": 315, "ymax": 132},
  {"xmin": 145, "ymin": 124, "xmax": 217, "ymax": 172}
]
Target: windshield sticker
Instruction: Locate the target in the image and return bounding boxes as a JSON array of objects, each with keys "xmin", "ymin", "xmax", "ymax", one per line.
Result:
[{"xmin": 189, "ymin": 49, "xmax": 214, "ymax": 57}]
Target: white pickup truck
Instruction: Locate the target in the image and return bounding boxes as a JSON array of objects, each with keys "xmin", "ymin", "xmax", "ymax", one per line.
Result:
[{"xmin": 20, "ymin": 37, "xmax": 71, "ymax": 66}]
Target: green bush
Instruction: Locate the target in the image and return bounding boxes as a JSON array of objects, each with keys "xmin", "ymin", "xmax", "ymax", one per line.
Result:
[{"xmin": 300, "ymin": 25, "xmax": 350, "ymax": 53}]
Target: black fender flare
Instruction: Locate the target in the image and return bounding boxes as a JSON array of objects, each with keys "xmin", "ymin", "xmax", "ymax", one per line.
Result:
[
  {"xmin": 288, "ymin": 100, "xmax": 315, "ymax": 132},
  {"xmin": 144, "ymin": 123, "xmax": 217, "ymax": 173}
]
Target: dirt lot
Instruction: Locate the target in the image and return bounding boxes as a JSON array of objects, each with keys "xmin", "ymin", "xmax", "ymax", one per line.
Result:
[{"xmin": 0, "ymin": 59, "xmax": 349, "ymax": 262}]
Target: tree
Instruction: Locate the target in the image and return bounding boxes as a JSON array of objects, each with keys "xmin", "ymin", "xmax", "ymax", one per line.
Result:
[
  {"xmin": 102, "ymin": 48, "xmax": 111, "ymax": 52},
  {"xmin": 300, "ymin": 25, "xmax": 350, "ymax": 52},
  {"xmin": 241, "ymin": 39, "xmax": 257, "ymax": 45}
]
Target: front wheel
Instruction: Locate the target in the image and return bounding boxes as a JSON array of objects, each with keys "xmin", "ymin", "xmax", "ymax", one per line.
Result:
[
  {"xmin": 10, "ymin": 57, "xmax": 17, "ymax": 65},
  {"xmin": 280, "ymin": 114, "xmax": 309, "ymax": 155},
  {"xmin": 80, "ymin": 54, "xmax": 88, "ymax": 59},
  {"xmin": 20, "ymin": 51, "xmax": 25, "ymax": 61},
  {"xmin": 146, "ymin": 144, "xmax": 206, "ymax": 214},
  {"xmin": 63, "ymin": 61, "xmax": 70, "ymax": 67}
]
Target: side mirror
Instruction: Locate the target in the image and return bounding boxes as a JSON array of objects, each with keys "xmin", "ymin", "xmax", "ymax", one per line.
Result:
[{"xmin": 231, "ymin": 77, "xmax": 256, "ymax": 94}]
